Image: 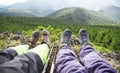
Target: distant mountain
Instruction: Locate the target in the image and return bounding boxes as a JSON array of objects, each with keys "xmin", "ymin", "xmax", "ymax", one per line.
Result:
[
  {"xmin": 47, "ymin": 7, "xmax": 116, "ymax": 25},
  {"xmin": 0, "ymin": 5, "xmax": 6, "ymax": 8},
  {"xmin": 0, "ymin": 2, "xmax": 119, "ymax": 25},
  {"xmin": 0, "ymin": 0, "xmax": 55, "ymax": 17},
  {"xmin": 0, "ymin": 12, "xmax": 36, "ymax": 17},
  {"xmin": 99, "ymin": 6, "xmax": 120, "ymax": 22}
]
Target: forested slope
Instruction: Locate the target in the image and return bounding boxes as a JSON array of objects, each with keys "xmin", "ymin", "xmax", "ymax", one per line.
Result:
[{"xmin": 0, "ymin": 16, "xmax": 120, "ymax": 52}]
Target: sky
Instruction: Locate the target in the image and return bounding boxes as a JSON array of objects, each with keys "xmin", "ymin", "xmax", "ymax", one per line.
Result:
[
  {"xmin": 0, "ymin": 0, "xmax": 26, "ymax": 5},
  {"xmin": 0, "ymin": 0, "xmax": 120, "ymax": 10}
]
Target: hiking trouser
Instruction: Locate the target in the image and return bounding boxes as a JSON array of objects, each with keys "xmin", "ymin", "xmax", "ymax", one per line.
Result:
[
  {"xmin": 0, "ymin": 44, "xmax": 49, "ymax": 73},
  {"xmin": 56, "ymin": 44, "xmax": 117, "ymax": 73}
]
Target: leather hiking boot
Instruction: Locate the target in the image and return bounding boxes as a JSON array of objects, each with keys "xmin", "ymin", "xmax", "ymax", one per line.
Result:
[
  {"xmin": 26, "ymin": 30, "xmax": 40, "ymax": 48},
  {"xmin": 41, "ymin": 29, "xmax": 50, "ymax": 45},
  {"xmin": 78, "ymin": 29, "xmax": 89, "ymax": 46},
  {"xmin": 60, "ymin": 29, "xmax": 72, "ymax": 46}
]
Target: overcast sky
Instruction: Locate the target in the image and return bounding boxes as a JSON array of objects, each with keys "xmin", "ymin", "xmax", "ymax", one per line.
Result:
[{"xmin": 0, "ymin": 0, "xmax": 120, "ymax": 10}]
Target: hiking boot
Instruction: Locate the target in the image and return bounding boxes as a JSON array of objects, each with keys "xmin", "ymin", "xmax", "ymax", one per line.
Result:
[
  {"xmin": 41, "ymin": 29, "xmax": 50, "ymax": 45},
  {"xmin": 60, "ymin": 29, "xmax": 72, "ymax": 45},
  {"xmin": 78, "ymin": 29, "xmax": 89, "ymax": 46},
  {"xmin": 26, "ymin": 30, "xmax": 40, "ymax": 48}
]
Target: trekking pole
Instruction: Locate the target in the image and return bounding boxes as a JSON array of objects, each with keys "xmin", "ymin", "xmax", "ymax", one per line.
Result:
[
  {"xmin": 50, "ymin": 44, "xmax": 58, "ymax": 73},
  {"xmin": 42, "ymin": 46, "xmax": 54, "ymax": 73},
  {"xmin": 50, "ymin": 48, "xmax": 57, "ymax": 73}
]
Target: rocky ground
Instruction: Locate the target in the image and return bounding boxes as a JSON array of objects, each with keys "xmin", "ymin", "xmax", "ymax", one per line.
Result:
[
  {"xmin": 101, "ymin": 52, "xmax": 120, "ymax": 72},
  {"xmin": 0, "ymin": 31, "xmax": 120, "ymax": 72}
]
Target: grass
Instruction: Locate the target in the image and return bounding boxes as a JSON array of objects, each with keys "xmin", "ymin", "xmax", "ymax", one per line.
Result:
[
  {"xmin": 0, "ymin": 25, "xmax": 117, "ymax": 53},
  {"xmin": 0, "ymin": 39, "xmax": 7, "ymax": 50},
  {"xmin": 91, "ymin": 43, "xmax": 112, "ymax": 53}
]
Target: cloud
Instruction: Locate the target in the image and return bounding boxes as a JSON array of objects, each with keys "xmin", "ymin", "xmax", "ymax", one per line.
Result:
[
  {"xmin": 49, "ymin": 0, "xmax": 119, "ymax": 10},
  {"xmin": 0, "ymin": 0, "xmax": 120, "ymax": 10},
  {"xmin": 0, "ymin": 0, "xmax": 26, "ymax": 5},
  {"xmin": 115, "ymin": 0, "xmax": 120, "ymax": 7}
]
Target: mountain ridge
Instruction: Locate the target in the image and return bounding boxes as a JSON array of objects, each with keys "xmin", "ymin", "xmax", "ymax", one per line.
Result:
[
  {"xmin": 0, "ymin": 0, "xmax": 55, "ymax": 17},
  {"xmin": 47, "ymin": 7, "xmax": 116, "ymax": 25},
  {"xmin": 99, "ymin": 5, "xmax": 120, "ymax": 22},
  {"xmin": 0, "ymin": 3, "xmax": 120, "ymax": 25}
]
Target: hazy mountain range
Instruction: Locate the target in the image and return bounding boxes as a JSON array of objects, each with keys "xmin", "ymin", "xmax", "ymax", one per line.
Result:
[
  {"xmin": 0, "ymin": 0, "xmax": 120, "ymax": 24},
  {"xmin": 99, "ymin": 6, "xmax": 120, "ymax": 22},
  {"xmin": 0, "ymin": 0, "xmax": 55, "ymax": 17}
]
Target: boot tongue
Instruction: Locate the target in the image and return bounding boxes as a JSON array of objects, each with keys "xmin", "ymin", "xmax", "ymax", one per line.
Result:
[{"xmin": 41, "ymin": 34, "xmax": 50, "ymax": 45}]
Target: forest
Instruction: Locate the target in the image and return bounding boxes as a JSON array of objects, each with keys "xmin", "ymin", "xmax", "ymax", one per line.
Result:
[{"xmin": 0, "ymin": 16, "xmax": 120, "ymax": 53}]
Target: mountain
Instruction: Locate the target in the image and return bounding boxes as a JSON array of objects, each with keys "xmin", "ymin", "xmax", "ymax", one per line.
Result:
[
  {"xmin": 47, "ymin": 7, "xmax": 116, "ymax": 25},
  {"xmin": 99, "ymin": 5, "xmax": 120, "ymax": 22},
  {"xmin": 0, "ymin": 2, "xmax": 119, "ymax": 25},
  {"xmin": 0, "ymin": 5, "xmax": 6, "ymax": 8},
  {"xmin": 0, "ymin": 0, "xmax": 55, "ymax": 17}
]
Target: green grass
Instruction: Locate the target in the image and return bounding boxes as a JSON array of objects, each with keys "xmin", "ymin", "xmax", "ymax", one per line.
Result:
[
  {"xmin": 91, "ymin": 43, "xmax": 113, "ymax": 53},
  {"xmin": 0, "ymin": 39, "xmax": 7, "ymax": 50}
]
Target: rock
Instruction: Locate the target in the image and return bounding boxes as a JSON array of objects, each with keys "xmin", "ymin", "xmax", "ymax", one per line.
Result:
[
  {"xmin": 74, "ymin": 38, "xmax": 80, "ymax": 45},
  {"xmin": 17, "ymin": 31, "xmax": 23, "ymax": 35},
  {"xmin": 116, "ymin": 65, "xmax": 120, "ymax": 72},
  {"xmin": 108, "ymin": 53, "xmax": 114, "ymax": 59},
  {"xmin": 114, "ymin": 52, "xmax": 120, "ymax": 62},
  {"xmin": 11, "ymin": 31, "xmax": 25, "ymax": 41},
  {"xmin": 6, "ymin": 38, "xmax": 11, "ymax": 43},
  {"xmin": 2, "ymin": 31, "xmax": 12, "ymax": 37},
  {"xmin": 70, "ymin": 35, "xmax": 80, "ymax": 46},
  {"xmin": 0, "ymin": 31, "xmax": 12, "ymax": 38},
  {"xmin": 70, "ymin": 35, "xmax": 76, "ymax": 46},
  {"xmin": 102, "ymin": 53, "xmax": 108, "ymax": 57}
]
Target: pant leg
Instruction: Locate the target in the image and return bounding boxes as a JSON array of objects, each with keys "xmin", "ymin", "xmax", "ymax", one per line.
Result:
[
  {"xmin": 0, "ymin": 52, "xmax": 43, "ymax": 73},
  {"xmin": 56, "ymin": 45, "xmax": 87, "ymax": 73},
  {"xmin": 0, "ymin": 45, "xmax": 29, "ymax": 64},
  {"xmin": 79, "ymin": 45, "xmax": 117, "ymax": 73},
  {"xmin": 0, "ymin": 44, "xmax": 49, "ymax": 73}
]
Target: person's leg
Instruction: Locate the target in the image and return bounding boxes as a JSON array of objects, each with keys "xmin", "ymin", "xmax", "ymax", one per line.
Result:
[
  {"xmin": 56, "ymin": 45, "xmax": 87, "ymax": 73},
  {"xmin": 56, "ymin": 29, "xmax": 87, "ymax": 73},
  {"xmin": 78, "ymin": 29, "xmax": 117, "ymax": 73},
  {"xmin": 0, "ymin": 44, "xmax": 49, "ymax": 73},
  {"xmin": 0, "ymin": 29, "xmax": 50, "ymax": 73},
  {"xmin": 0, "ymin": 45, "xmax": 29, "ymax": 64},
  {"xmin": 0, "ymin": 30, "xmax": 40, "ymax": 64}
]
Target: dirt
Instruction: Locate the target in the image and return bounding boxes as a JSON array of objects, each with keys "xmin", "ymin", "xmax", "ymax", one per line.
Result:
[{"xmin": 101, "ymin": 52, "xmax": 120, "ymax": 72}]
